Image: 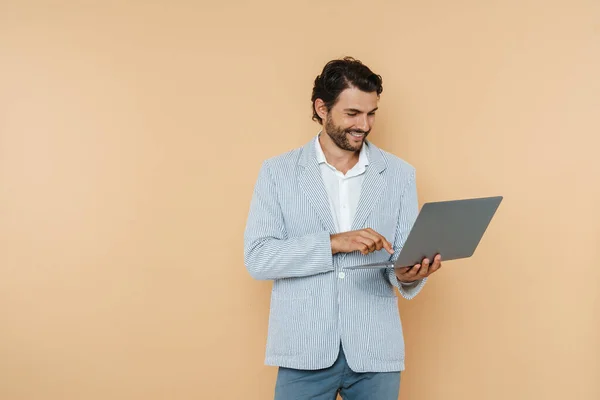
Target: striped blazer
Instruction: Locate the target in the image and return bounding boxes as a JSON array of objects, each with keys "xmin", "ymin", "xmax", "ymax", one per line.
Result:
[{"xmin": 244, "ymin": 136, "xmax": 427, "ymax": 373}]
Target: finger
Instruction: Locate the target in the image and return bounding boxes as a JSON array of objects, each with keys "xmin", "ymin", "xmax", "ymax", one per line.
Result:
[
  {"xmin": 364, "ymin": 229, "xmax": 393, "ymax": 254},
  {"xmin": 429, "ymin": 263, "xmax": 441, "ymax": 276},
  {"xmin": 406, "ymin": 264, "xmax": 421, "ymax": 278},
  {"xmin": 382, "ymin": 239, "xmax": 393, "ymax": 254},
  {"xmin": 395, "ymin": 266, "xmax": 411, "ymax": 275},
  {"xmin": 358, "ymin": 243, "xmax": 369, "ymax": 255},
  {"xmin": 418, "ymin": 258, "xmax": 430, "ymax": 277},
  {"xmin": 429, "ymin": 254, "xmax": 442, "ymax": 274},
  {"xmin": 394, "ymin": 266, "xmax": 410, "ymax": 278},
  {"xmin": 395, "ymin": 266, "xmax": 413, "ymax": 282},
  {"xmin": 350, "ymin": 239, "xmax": 369, "ymax": 255},
  {"xmin": 354, "ymin": 237, "xmax": 376, "ymax": 254},
  {"xmin": 359, "ymin": 230, "xmax": 384, "ymax": 251}
]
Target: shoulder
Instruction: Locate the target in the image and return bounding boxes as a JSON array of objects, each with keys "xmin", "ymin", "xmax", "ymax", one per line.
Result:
[
  {"xmin": 255, "ymin": 142, "xmax": 307, "ymax": 182},
  {"xmin": 369, "ymin": 143, "xmax": 419, "ymax": 203},
  {"xmin": 369, "ymin": 142, "xmax": 416, "ymax": 181},
  {"xmin": 262, "ymin": 146, "xmax": 303, "ymax": 170}
]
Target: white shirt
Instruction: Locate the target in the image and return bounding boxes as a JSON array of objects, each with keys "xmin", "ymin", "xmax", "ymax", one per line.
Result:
[
  {"xmin": 315, "ymin": 134, "xmax": 369, "ymax": 233},
  {"xmin": 315, "ymin": 135, "xmax": 412, "ymax": 286}
]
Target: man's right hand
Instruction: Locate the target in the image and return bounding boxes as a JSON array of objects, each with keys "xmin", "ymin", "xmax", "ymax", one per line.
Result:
[{"xmin": 330, "ymin": 228, "xmax": 394, "ymax": 255}]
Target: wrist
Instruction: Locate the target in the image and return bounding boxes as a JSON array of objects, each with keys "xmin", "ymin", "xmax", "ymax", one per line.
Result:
[
  {"xmin": 330, "ymin": 234, "xmax": 340, "ymax": 255},
  {"xmin": 397, "ymin": 276, "xmax": 416, "ymax": 285}
]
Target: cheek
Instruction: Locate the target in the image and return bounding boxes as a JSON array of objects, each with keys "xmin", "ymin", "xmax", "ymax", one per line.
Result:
[
  {"xmin": 343, "ymin": 117, "xmax": 359, "ymax": 129},
  {"xmin": 334, "ymin": 120, "xmax": 351, "ymax": 132}
]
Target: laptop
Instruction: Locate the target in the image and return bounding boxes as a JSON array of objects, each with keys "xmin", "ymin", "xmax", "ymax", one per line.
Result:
[{"xmin": 344, "ymin": 195, "xmax": 503, "ymax": 269}]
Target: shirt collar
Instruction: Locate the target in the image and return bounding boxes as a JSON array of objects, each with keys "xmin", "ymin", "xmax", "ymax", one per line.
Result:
[{"xmin": 315, "ymin": 132, "xmax": 370, "ymax": 169}]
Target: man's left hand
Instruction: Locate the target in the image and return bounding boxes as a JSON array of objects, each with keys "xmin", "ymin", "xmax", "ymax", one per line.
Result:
[{"xmin": 395, "ymin": 254, "xmax": 442, "ymax": 283}]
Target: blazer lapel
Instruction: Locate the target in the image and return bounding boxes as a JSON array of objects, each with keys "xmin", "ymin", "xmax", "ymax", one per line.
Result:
[
  {"xmin": 351, "ymin": 141, "xmax": 387, "ymax": 231},
  {"xmin": 298, "ymin": 138, "xmax": 337, "ymax": 234}
]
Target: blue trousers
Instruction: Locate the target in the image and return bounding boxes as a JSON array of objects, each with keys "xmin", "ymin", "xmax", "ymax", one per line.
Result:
[{"xmin": 274, "ymin": 345, "xmax": 401, "ymax": 400}]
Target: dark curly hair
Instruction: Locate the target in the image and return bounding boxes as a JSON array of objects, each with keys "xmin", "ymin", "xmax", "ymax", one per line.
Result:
[{"xmin": 311, "ymin": 56, "xmax": 383, "ymax": 125}]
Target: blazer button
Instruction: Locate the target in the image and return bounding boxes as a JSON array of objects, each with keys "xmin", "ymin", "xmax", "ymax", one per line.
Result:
[{"xmin": 338, "ymin": 272, "xmax": 346, "ymax": 279}]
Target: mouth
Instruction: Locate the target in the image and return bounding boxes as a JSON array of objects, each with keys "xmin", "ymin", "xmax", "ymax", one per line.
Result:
[{"xmin": 348, "ymin": 131, "xmax": 366, "ymax": 138}]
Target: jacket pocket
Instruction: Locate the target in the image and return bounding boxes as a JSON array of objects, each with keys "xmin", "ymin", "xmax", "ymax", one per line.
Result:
[
  {"xmin": 266, "ymin": 295, "xmax": 316, "ymax": 356},
  {"xmin": 271, "ymin": 276, "xmax": 316, "ymax": 300},
  {"xmin": 366, "ymin": 296, "xmax": 404, "ymax": 361}
]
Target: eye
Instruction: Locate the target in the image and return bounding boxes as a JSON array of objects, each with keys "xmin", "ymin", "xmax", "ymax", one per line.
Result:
[{"xmin": 346, "ymin": 113, "xmax": 357, "ymax": 117}]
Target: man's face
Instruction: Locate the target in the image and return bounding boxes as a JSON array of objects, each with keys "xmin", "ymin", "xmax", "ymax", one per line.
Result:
[{"xmin": 324, "ymin": 87, "xmax": 379, "ymax": 152}]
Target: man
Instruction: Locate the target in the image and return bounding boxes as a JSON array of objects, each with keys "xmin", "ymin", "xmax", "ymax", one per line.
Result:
[{"xmin": 244, "ymin": 57, "xmax": 442, "ymax": 399}]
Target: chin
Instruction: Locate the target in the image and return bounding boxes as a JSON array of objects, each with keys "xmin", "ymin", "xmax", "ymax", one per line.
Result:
[
  {"xmin": 349, "ymin": 142, "xmax": 363, "ymax": 151},
  {"xmin": 347, "ymin": 135, "xmax": 366, "ymax": 146}
]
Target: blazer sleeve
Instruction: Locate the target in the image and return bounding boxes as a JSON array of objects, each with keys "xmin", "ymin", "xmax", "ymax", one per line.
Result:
[
  {"xmin": 244, "ymin": 160, "xmax": 334, "ymax": 280},
  {"xmin": 385, "ymin": 169, "xmax": 427, "ymax": 299}
]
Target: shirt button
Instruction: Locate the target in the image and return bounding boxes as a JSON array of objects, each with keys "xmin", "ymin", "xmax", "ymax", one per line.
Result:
[{"xmin": 338, "ymin": 272, "xmax": 346, "ymax": 279}]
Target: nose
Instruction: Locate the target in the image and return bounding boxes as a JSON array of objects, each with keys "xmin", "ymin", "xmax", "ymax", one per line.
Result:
[{"xmin": 357, "ymin": 115, "xmax": 370, "ymax": 132}]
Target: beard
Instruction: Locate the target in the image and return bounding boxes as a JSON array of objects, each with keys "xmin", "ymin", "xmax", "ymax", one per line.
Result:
[{"xmin": 324, "ymin": 115, "xmax": 370, "ymax": 152}]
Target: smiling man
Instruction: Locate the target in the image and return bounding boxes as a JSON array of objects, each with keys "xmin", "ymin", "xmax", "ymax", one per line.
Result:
[{"xmin": 244, "ymin": 57, "xmax": 442, "ymax": 399}]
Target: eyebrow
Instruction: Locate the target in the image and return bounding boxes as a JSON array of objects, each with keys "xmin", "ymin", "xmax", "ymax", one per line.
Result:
[{"xmin": 344, "ymin": 107, "xmax": 378, "ymax": 113}]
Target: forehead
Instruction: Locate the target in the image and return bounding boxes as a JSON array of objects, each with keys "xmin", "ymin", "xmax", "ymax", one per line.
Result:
[{"xmin": 333, "ymin": 87, "xmax": 379, "ymax": 111}]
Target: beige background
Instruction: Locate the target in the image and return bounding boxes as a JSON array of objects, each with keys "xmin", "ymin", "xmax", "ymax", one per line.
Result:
[{"xmin": 1, "ymin": 1, "xmax": 599, "ymax": 399}]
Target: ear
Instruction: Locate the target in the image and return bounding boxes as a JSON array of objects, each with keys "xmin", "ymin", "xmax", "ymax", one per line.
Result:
[{"xmin": 314, "ymin": 99, "xmax": 328, "ymax": 121}]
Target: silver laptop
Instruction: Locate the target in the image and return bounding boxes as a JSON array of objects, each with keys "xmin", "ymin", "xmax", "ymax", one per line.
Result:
[{"xmin": 344, "ymin": 195, "xmax": 503, "ymax": 269}]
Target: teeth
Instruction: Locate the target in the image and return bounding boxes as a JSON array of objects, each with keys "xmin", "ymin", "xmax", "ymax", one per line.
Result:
[{"xmin": 350, "ymin": 133, "xmax": 364, "ymax": 137}]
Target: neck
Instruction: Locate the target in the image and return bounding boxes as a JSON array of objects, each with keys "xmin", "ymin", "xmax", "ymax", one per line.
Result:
[{"xmin": 318, "ymin": 133, "xmax": 360, "ymax": 174}]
